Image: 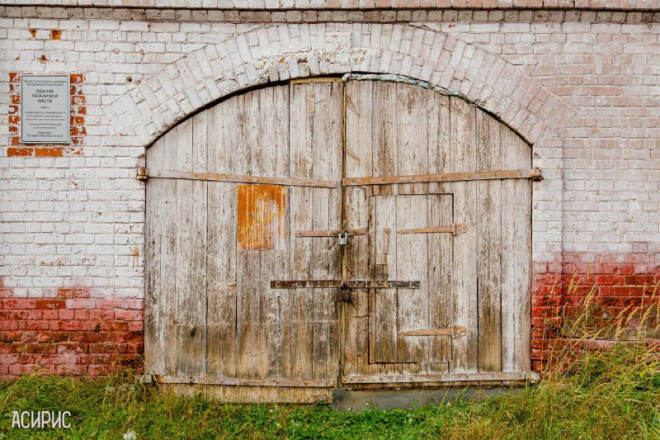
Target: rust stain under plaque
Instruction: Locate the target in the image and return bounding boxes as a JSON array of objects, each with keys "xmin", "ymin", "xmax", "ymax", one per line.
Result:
[{"xmin": 237, "ymin": 184, "xmax": 286, "ymax": 250}]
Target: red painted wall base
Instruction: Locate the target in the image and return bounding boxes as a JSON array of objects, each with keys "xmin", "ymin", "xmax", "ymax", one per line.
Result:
[
  {"xmin": 532, "ymin": 253, "xmax": 660, "ymax": 372},
  {"xmin": 0, "ymin": 279, "xmax": 143, "ymax": 380}
]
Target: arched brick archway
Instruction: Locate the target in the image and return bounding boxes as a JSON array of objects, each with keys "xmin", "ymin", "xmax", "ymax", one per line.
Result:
[
  {"xmin": 116, "ymin": 23, "xmax": 577, "ymax": 379},
  {"xmin": 107, "ymin": 23, "xmax": 575, "ymax": 149}
]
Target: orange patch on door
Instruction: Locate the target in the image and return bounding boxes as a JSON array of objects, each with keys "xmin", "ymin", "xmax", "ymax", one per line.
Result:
[{"xmin": 237, "ymin": 184, "xmax": 286, "ymax": 250}]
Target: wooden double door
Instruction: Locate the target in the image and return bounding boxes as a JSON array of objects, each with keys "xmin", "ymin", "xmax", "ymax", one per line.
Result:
[{"xmin": 145, "ymin": 77, "xmax": 535, "ymax": 402}]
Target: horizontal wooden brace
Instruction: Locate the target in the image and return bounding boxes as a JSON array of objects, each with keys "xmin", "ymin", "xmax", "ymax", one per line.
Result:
[
  {"xmin": 146, "ymin": 375, "xmax": 334, "ymax": 388},
  {"xmin": 399, "ymin": 326, "xmax": 466, "ymax": 338},
  {"xmin": 341, "ymin": 372, "xmax": 540, "ymax": 385},
  {"xmin": 343, "ymin": 168, "xmax": 542, "ymax": 186},
  {"xmin": 141, "ymin": 168, "xmax": 338, "ymax": 188},
  {"xmin": 270, "ymin": 280, "xmax": 420, "ymax": 289},
  {"xmin": 398, "ymin": 223, "xmax": 467, "ymax": 236},
  {"xmin": 296, "ymin": 228, "xmax": 367, "ymax": 238}
]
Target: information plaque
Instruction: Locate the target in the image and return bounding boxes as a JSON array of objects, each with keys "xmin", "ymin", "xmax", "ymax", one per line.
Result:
[{"xmin": 20, "ymin": 75, "xmax": 70, "ymax": 144}]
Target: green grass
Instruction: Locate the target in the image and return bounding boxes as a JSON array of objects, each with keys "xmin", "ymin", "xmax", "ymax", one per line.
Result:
[{"xmin": 3, "ymin": 342, "xmax": 660, "ymax": 440}]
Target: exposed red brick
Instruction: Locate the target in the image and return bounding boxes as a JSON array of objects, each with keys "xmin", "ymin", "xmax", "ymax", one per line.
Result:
[
  {"xmin": 0, "ymin": 279, "xmax": 144, "ymax": 379},
  {"xmin": 51, "ymin": 29, "xmax": 61, "ymax": 39},
  {"xmin": 57, "ymin": 287, "xmax": 90, "ymax": 299},
  {"xmin": 531, "ymin": 252, "xmax": 660, "ymax": 373}
]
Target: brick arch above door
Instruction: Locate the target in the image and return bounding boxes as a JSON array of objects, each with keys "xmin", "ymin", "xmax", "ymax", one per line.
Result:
[{"xmin": 107, "ymin": 23, "xmax": 575, "ymax": 149}]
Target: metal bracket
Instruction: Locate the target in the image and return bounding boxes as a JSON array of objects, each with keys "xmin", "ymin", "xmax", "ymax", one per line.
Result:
[
  {"xmin": 270, "ymin": 280, "xmax": 420, "ymax": 289},
  {"xmin": 530, "ymin": 167, "xmax": 543, "ymax": 181},
  {"xmin": 136, "ymin": 166, "xmax": 148, "ymax": 182}
]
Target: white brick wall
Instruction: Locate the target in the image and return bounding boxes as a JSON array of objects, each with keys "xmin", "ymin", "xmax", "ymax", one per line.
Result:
[{"xmin": 1, "ymin": 9, "xmax": 659, "ymax": 304}]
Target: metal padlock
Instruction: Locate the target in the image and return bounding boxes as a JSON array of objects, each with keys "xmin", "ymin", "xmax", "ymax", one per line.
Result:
[
  {"xmin": 335, "ymin": 282, "xmax": 352, "ymax": 303},
  {"xmin": 338, "ymin": 231, "xmax": 348, "ymax": 246}
]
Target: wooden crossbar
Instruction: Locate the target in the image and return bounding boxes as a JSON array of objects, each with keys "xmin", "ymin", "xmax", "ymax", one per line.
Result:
[
  {"xmin": 342, "ymin": 168, "xmax": 542, "ymax": 186},
  {"xmin": 141, "ymin": 168, "xmax": 338, "ymax": 188}
]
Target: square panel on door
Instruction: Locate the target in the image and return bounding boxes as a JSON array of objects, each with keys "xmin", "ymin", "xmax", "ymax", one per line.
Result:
[{"xmin": 368, "ymin": 193, "xmax": 456, "ymax": 365}]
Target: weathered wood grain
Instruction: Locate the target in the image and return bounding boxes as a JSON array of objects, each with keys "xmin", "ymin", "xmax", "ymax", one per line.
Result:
[
  {"xmin": 173, "ymin": 118, "xmax": 207, "ymax": 376},
  {"xmin": 396, "ymin": 83, "xmax": 429, "ymax": 195},
  {"xmin": 501, "ymin": 126, "xmax": 532, "ymax": 372},
  {"xmin": 476, "ymin": 111, "xmax": 502, "ymax": 373},
  {"xmin": 343, "ymin": 80, "xmax": 373, "ymax": 377},
  {"xmin": 146, "ymin": 78, "xmax": 534, "ymax": 400},
  {"xmin": 370, "ymin": 196, "xmax": 399, "ymax": 363},
  {"xmin": 145, "ymin": 137, "xmax": 164, "ymax": 375},
  {"xmin": 372, "ymin": 82, "xmax": 397, "ymax": 197},
  {"xmin": 448, "ymin": 97, "xmax": 479, "ymax": 374},
  {"xmin": 395, "ymin": 195, "xmax": 428, "ymax": 365},
  {"xmin": 427, "ymin": 194, "xmax": 453, "ymax": 367},
  {"xmin": 428, "ymin": 92, "xmax": 450, "ymax": 194}
]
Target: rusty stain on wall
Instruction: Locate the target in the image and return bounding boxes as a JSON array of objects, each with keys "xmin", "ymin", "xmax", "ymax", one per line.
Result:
[
  {"xmin": 237, "ymin": 184, "xmax": 286, "ymax": 250},
  {"xmin": 132, "ymin": 247, "xmax": 140, "ymax": 267}
]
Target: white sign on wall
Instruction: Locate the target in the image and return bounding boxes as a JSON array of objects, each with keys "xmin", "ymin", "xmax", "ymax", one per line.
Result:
[{"xmin": 20, "ymin": 75, "xmax": 70, "ymax": 144}]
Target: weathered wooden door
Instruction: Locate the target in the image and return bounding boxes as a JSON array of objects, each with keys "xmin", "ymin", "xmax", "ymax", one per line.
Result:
[
  {"xmin": 340, "ymin": 80, "xmax": 534, "ymax": 386},
  {"xmin": 145, "ymin": 76, "xmax": 536, "ymax": 402},
  {"xmin": 145, "ymin": 81, "xmax": 344, "ymax": 402}
]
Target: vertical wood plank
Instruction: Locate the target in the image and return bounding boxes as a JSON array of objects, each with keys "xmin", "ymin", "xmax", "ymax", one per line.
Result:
[
  {"xmin": 343, "ymin": 80, "xmax": 373, "ymax": 377},
  {"xmin": 174, "ymin": 118, "xmax": 207, "ymax": 376},
  {"xmin": 145, "ymin": 138, "xmax": 165, "ymax": 375},
  {"xmin": 369, "ymin": 195, "xmax": 399, "ymax": 363},
  {"xmin": 372, "ymin": 82, "xmax": 397, "ymax": 197},
  {"xmin": 206, "ymin": 183, "xmax": 237, "ymax": 378},
  {"xmin": 206, "ymin": 94, "xmax": 244, "ymax": 379},
  {"xmin": 288, "ymin": 82, "xmax": 316, "ymax": 382},
  {"xmin": 396, "ymin": 84, "xmax": 429, "ymax": 195},
  {"xmin": 427, "ymin": 194, "xmax": 453, "ymax": 367},
  {"xmin": 428, "ymin": 94, "xmax": 450, "ymax": 194},
  {"xmin": 235, "ymin": 92, "xmax": 264, "ymax": 379},
  {"xmin": 259, "ymin": 85, "xmax": 291, "ymax": 385},
  {"xmin": 476, "ymin": 112, "xmax": 502, "ymax": 372},
  {"xmin": 396, "ymin": 195, "xmax": 427, "ymax": 365},
  {"xmin": 236, "ymin": 250, "xmax": 262, "ymax": 378},
  {"xmin": 448, "ymin": 97, "xmax": 479, "ymax": 374},
  {"xmin": 158, "ymin": 122, "xmax": 179, "ymax": 376},
  {"xmin": 513, "ymin": 130, "xmax": 532, "ymax": 372},
  {"xmin": 500, "ymin": 126, "xmax": 533, "ymax": 372}
]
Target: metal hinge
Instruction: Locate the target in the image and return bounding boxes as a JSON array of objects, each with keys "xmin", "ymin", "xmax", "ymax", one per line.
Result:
[{"xmin": 136, "ymin": 166, "xmax": 148, "ymax": 182}]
